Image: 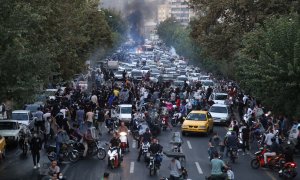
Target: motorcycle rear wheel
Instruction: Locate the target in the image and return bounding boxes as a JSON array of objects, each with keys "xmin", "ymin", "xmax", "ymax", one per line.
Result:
[
  {"xmin": 97, "ymin": 148, "xmax": 106, "ymax": 160},
  {"xmin": 68, "ymin": 150, "xmax": 79, "ymax": 162},
  {"xmin": 251, "ymin": 159, "xmax": 260, "ymax": 169}
]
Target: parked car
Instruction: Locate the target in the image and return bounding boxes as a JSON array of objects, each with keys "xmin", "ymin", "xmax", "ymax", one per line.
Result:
[
  {"xmin": 181, "ymin": 110, "xmax": 214, "ymax": 136},
  {"xmin": 0, "ymin": 120, "xmax": 22, "ymax": 145},
  {"xmin": 11, "ymin": 110, "xmax": 36, "ymax": 129},
  {"xmin": 209, "ymin": 104, "xmax": 231, "ymax": 125}
]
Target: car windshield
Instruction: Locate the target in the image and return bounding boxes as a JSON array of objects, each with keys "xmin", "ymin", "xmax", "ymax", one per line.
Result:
[
  {"xmin": 210, "ymin": 106, "xmax": 228, "ymax": 114},
  {"xmin": 173, "ymin": 81, "xmax": 184, "ymax": 86},
  {"xmin": 142, "ymin": 67, "xmax": 150, "ymax": 70},
  {"xmin": 12, "ymin": 113, "xmax": 28, "ymax": 121},
  {"xmin": 177, "ymin": 77, "xmax": 187, "ymax": 81},
  {"xmin": 121, "ymin": 107, "xmax": 132, "ymax": 114},
  {"xmin": 132, "ymin": 71, "xmax": 142, "ymax": 76},
  {"xmin": 202, "ymin": 81, "xmax": 214, "ymax": 86},
  {"xmin": 0, "ymin": 122, "xmax": 17, "ymax": 130},
  {"xmin": 215, "ymin": 95, "xmax": 228, "ymax": 100},
  {"xmin": 186, "ymin": 113, "xmax": 207, "ymax": 121}
]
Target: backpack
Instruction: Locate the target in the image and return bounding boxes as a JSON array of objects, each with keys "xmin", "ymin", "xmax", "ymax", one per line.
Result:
[{"xmin": 56, "ymin": 131, "xmax": 69, "ymax": 143}]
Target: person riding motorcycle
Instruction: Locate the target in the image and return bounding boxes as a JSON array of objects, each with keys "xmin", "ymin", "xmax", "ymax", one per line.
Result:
[
  {"xmin": 110, "ymin": 132, "xmax": 121, "ymax": 161},
  {"xmin": 224, "ymin": 131, "xmax": 238, "ymax": 157},
  {"xmin": 137, "ymin": 128, "xmax": 152, "ymax": 161},
  {"xmin": 264, "ymin": 138, "xmax": 280, "ymax": 166},
  {"xmin": 148, "ymin": 138, "xmax": 163, "ymax": 167},
  {"xmin": 118, "ymin": 121, "xmax": 130, "ymax": 151},
  {"xmin": 209, "ymin": 152, "xmax": 228, "ymax": 180}
]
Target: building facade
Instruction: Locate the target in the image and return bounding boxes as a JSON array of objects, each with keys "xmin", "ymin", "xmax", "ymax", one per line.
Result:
[{"xmin": 169, "ymin": 0, "xmax": 193, "ymax": 26}]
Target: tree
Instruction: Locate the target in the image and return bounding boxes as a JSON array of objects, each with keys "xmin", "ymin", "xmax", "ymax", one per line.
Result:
[
  {"xmin": 189, "ymin": 0, "xmax": 298, "ymax": 63},
  {"xmin": 235, "ymin": 15, "xmax": 300, "ymax": 117},
  {"xmin": 0, "ymin": 0, "xmax": 123, "ymax": 107}
]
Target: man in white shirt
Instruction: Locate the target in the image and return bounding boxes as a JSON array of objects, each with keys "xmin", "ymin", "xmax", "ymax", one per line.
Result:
[{"xmin": 264, "ymin": 129, "xmax": 275, "ymax": 147}]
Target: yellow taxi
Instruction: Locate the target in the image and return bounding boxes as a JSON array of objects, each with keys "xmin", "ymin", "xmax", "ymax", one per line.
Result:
[{"xmin": 181, "ymin": 110, "xmax": 214, "ymax": 136}]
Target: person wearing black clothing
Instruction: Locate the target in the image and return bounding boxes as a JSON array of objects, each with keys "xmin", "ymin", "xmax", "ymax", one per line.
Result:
[
  {"xmin": 232, "ymin": 121, "xmax": 239, "ymax": 137},
  {"xmin": 137, "ymin": 129, "xmax": 152, "ymax": 161},
  {"xmin": 264, "ymin": 138, "xmax": 279, "ymax": 165},
  {"xmin": 242, "ymin": 124, "xmax": 250, "ymax": 155},
  {"xmin": 30, "ymin": 132, "xmax": 42, "ymax": 169},
  {"xmin": 149, "ymin": 139, "xmax": 163, "ymax": 167},
  {"xmin": 284, "ymin": 146, "xmax": 294, "ymax": 163}
]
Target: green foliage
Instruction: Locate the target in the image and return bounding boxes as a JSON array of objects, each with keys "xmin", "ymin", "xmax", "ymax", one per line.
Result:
[
  {"xmin": 157, "ymin": 18, "xmax": 200, "ymax": 63},
  {"xmin": 190, "ymin": 0, "xmax": 298, "ymax": 62},
  {"xmin": 235, "ymin": 15, "xmax": 300, "ymax": 117},
  {"xmin": 0, "ymin": 0, "xmax": 125, "ymax": 106}
]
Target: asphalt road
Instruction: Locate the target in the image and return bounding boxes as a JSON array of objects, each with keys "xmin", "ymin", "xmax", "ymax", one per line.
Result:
[{"xmin": 1, "ymin": 124, "xmax": 300, "ymax": 180}]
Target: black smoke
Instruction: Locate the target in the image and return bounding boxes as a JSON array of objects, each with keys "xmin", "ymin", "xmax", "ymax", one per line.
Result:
[{"xmin": 125, "ymin": 0, "xmax": 157, "ymax": 44}]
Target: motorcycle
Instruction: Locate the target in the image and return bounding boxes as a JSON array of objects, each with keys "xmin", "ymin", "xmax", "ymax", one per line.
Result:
[
  {"xmin": 47, "ymin": 140, "xmax": 79, "ymax": 162},
  {"xmin": 161, "ymin": 116, "xmax": 168, "ymax": 131},
  {"xmin": 18, "ymin": 130, "xmax": 30, "ymax": 156},
  {"xmin": 107, "ymin": 146, "xmax": 121, "ymax": 169},
  {"xmin": 278, "ymin": 161, "xmax": 297, "ymax": 179},
  {"xmin": 171, "ymin": 112, "xmax": 181, "ymax": 127},
  {"xmin": 228, "ymin": 147, "xmax": 238, "ymax": 163},
  {"xmin": 119, "ymin": 132, "xmax": 128, "ymax": 153},
  {"xmin": 106, "ymin": 118, "xmax": 119, "ymax": 134},
  {"xmin": 73, "ymin": 139, "xmax": 106, "ymax": 160},
  {"xmin": 141, "ymin": 141, "xmax": 151, "ymax": 162},
  {"xmin": 149, "ymin": 153, "xmax": 162, "ymax": 176},
  {"xmin": 250, "ymin": 147, "xmax": 284, "ymax": 170}
]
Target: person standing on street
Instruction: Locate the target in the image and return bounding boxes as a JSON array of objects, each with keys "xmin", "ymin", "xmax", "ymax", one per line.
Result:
[
  {"xmin": 30, "ymin": 132, "xmax": 42, "ymax": 169},
  {"xmin": 241, "ymin": 123, "xmax": 250, "ymax": 155},
  {"xmin": 86, "ymin": 108, "xmax": 94, "ymax": 128},
  {"xmin": 168, "ymin": 157, "xmax": 182, "ymax": 180}
]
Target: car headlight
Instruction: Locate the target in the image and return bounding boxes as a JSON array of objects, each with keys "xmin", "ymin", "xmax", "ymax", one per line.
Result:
[{"xmin": 182, "ymin": 125, "xmax": 188, "ymax": 128}]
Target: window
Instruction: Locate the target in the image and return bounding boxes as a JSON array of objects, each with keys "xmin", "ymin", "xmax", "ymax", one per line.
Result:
[
  {"xmin": 0, "ymin": 122, "xmax": 17, "ymax": 130},
  {"xmin": 210, "ymin": 106, "xmax": 228, "ymax": 114},
  {"xmin": 215, "ymin": 94, "xmax": 228, "ymax": 100},
  {"xmin": 186, "ymin": 113, "xmax": 207, "ymax": 121},
  {"xmin": 12, "ymin": 113, "xmax": 28, "ymax": 121},
  {"xmin": 121, "ymin": 107, "xmax": 132, "ymax": 114}
]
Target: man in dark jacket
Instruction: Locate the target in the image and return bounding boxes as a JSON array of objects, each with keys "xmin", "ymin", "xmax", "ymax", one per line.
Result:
[{"xmin": 30, "ymin": 132, "xmax": 42, "ymax": 169}]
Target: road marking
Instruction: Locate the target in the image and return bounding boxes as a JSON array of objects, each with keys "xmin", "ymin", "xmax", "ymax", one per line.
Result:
[
  {"xmin": 132, "ymin": 140, "xmax": 136, "ymax": 148},
  {"xmin": 187, "ymin": 140, "xmax": 192, "ymax": 149},
  {"xmin": 130, "ymin": 161, "xmax": 135, "ymax": 173},
  {"xmin": 265, "ymin": 171, "xmax": 277, "ymax": 180},
  {"xmin": 195, "ymin": 162, "xmax": 203, "ymax": 174}
]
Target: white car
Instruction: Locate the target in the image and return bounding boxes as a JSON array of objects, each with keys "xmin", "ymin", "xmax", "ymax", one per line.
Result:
[
  {"xmin": 111, "ymin": 104, "xmax": 132, "ymax": 124},
  {"xmin": 12, "ymin": 110, "xmax": 36, "ymax": 128},
  {"xmin": 210, "ymin": 93, "xmax": 228, "ymax": 104},
  {"xmin": 201, "ymin": 80, "xmax": 214, "ymax": 90},
  {"xmin": 114, "ymin": 70, "xmax": 124, "ymax": 80},
  {"xmin": 209, "ymin": 104, "xmax": 231, "ymax": 124},
  {"xmin": 140, "ymin": 66, "xmax": 150, "ymax": 74},
  {"xmin": 0, "ymin": 120, "xmax": 23, "ymax": 144}
]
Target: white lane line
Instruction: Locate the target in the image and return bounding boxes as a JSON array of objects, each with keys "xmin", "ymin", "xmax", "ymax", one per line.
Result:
[
  {"xmin": 132, "ymin": 140, "xmax": 136, "ymax": 148},
  {"xmin": 130, "ymin": 161, "xmax": 135, "ymax": 173},
  {"xmin": 195, "ymin": 162, "xmax": 203, "ymax": 174},
  {"xmin": 187, "ymin": 140, "xmax": 192, "ymax": 149}
]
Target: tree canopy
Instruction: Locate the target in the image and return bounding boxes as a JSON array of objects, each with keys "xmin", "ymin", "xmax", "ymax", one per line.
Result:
[
  {"xmin": 235, "ymin": 15, "xmax": 300, "ymax": 117},
  {"xmin": 0, "ymin": 0, "xmax": 125, "ymax": 106}
]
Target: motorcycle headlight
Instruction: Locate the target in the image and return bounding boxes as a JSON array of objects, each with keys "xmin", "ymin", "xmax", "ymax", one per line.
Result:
[{"xmin": 119, "ymin": 132, "xmax": 127, "ymax": 136}]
